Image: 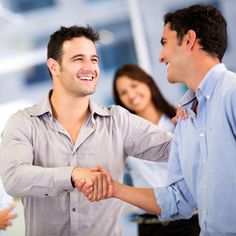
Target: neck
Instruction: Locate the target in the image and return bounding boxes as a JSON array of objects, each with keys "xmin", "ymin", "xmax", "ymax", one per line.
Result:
[
  {"xmin": 136, "ymin": 103, "xmax": 162, "ymax": 124},
  {"xmin": 50, "ymin": 89, "xmax": 90, "ymax": 122},
  {"xmin": 186, "ymin": 56, "xmax": 220, "ymax": 92}
]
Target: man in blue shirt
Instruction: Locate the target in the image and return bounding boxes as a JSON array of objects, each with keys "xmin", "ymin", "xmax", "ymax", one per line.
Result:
[{"xmin": 78, "ymin": 4, "xmax": 236, "ymax": 235}]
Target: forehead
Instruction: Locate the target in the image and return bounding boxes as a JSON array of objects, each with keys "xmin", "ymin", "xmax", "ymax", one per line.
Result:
[
  {"xmin": 162, "ymin": 23, "xmax": 177, "ymax": 38},
  {"xmin": 62, "ymin": 37, "xmax": 97, "ymax": 55}
]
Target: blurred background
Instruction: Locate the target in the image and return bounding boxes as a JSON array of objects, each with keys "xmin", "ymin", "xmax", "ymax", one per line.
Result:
[{"xmin": 0, "ymin": 0, "xmax": 236, "ymax": 235}]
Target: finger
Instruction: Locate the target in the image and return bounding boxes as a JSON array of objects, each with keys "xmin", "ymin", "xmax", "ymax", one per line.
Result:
[
  {"xmin": 2, "ymin": 205, "xmax": 15, "ymax": 214},
  {"xmin": 90, "ymin": 165, "xmax": 102, "ymax": 172},
  {"xmin": 74, "ymin": 179, "xmax": 86, "ymax": 191},
  {"xmin": 7, "ymin": 213, "xmax": 17, "ymax": 220},
  {"xmin": 84, "ymin": 186, "xmax": 94, "ymax": 197},
  {"xmin": 87, "ymin": 192, "xmax": 95, "ymax": 202},
  {"xmin": 81, "ymin": 181, "xmax": 94, "ymax": 193},
  {"xmin": 171, "ymin": 116, "xmax": 178, "ymax": 125},
  {"xmin": 102, "ymin": 172, "xmax": 108, "ymax": 199},
  {"xmin": 91, "ymin": 176, "xmax": 98, "ymax": 201},
  {"xmin": 97, "ymin": 172, "xmax": 104, "ymax": 200},
  {"xmin": 101, "ymin": 168, "xmax": 112, "ymax": 185}
]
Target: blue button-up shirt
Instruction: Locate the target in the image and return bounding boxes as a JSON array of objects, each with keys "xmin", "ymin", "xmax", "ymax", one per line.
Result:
[{"xmin": 154, "ymin": 64, "xmax": 236, "ymax": 235}]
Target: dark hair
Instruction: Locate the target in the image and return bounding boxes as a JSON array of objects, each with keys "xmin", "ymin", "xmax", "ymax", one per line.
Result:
[
  {"xmin": 164, "ymin": 4, "xmax": 227, "ymax": 61},
  {"xmin": 47, "ymin": 25, "xmax": 100, "ymax": 63},
  {"xmin": 113, "ymin": 64, "xmax": 176, "ymax": 119}
]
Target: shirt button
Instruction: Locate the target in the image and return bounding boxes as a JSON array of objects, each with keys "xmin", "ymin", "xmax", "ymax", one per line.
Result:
[
  {"xmin": 203, "ymin": 159, "xmax": 206, "ymax": 164},
  {"xmin": 206, "ymin": 95, "xmax": 210, "ymax": 100},
  {"xmin": 200, "ymin": 133, "xmax": 204, "ymax": 137},
  {"xmin": 44, "ymin": 194, "xmax": 48, "ymax": 196},
  {"xmin": 72, "ymin": 208, "xmax": 76, "ymax": 212},
  {"xmin": 203, "ymin": 210, "xmax": 206, "ymax": 215},
  {"xmin": 203, "ymin": 185, "xmax": 207, "ymax": 189}
]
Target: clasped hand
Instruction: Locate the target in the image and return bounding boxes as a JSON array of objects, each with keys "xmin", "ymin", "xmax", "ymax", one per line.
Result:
[{"xmin": 71, "ymin": 166, "xmax": 114, "ymax": 202}]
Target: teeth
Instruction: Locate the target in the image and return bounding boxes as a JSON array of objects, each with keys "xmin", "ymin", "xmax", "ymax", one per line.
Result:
[
  {"xmin": 131, "ymin": 97, "xmax": 141, "ymax": 105},
  {"xmin": 80, "ymin": 76, "xmax": 93, "ymax": 81}
]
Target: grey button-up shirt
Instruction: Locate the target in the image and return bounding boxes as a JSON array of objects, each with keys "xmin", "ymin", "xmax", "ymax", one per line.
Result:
[{"xmin": 0, "ymin": 93, "xmax": 172, "ymax": 236}]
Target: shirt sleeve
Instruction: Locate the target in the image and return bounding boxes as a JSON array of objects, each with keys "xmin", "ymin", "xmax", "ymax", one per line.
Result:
[
  {"xmin": 0, "ymin": 112, "xmax": 74, "ymax": 198},
  {"xmin": 153, "ymin": 128, "xmax": 197, "ymax": 221},
  {"xmin": 112, "ymin": 106, "xmax": 172, "ymax": 162}
]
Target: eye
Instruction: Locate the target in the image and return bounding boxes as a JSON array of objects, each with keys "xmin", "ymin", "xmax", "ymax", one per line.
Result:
[
  {"xmin": 161, "ymin": 39, "xmax": 167, "ymax": 46},
  {"xmin": 74, "ymin": 57, "xmax": 82, "ymax": 61},
  {"xmin": 131, "ymin": 82, "xmax": 138, "ymax": 88},
  {"xmin": 91, "ymin": 58, "xmax": 98, "ymax": 64},
  {"xmin": 119, "ymin": 90, "xmax": 127, "ymax": 96}
]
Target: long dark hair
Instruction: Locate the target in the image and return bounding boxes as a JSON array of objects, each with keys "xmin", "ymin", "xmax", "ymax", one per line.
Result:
[{"xmin": 113, "ymin": 64, "xmax": 176, "ymax": 119}]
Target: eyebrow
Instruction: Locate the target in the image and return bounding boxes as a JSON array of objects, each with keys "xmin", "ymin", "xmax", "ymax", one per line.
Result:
[{"xmin": 71, "ymin": 54, "xmax": 99, "ymax": 60}]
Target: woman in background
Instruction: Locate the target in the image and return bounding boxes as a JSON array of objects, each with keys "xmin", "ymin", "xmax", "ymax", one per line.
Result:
[{"xmin": 113, "ymin": 64, "xmax": 199, "ymax": 236}]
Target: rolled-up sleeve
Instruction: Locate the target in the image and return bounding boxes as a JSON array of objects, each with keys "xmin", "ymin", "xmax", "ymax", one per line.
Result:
[
  {"xmin": 0, "ymin": 112, "xmax": 74, "ymax": 197},
  {"xmin": 154, "ymin": 179, "xmax": 197, "ymax": 221}
]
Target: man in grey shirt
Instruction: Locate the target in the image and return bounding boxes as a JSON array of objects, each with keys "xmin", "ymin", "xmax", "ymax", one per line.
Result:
[{"xmin": 0, "ymin": 25, "xmax": 172, "ymax": 236}]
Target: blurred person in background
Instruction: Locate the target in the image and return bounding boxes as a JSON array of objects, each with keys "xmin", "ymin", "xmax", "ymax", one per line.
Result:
[
  {"xmin": 113, "ymin": 64, "xmax": 200, "ymax": 236},
  {"xmin": 0, "ymin": 178, "xmax": 17, "ymax": 235}
]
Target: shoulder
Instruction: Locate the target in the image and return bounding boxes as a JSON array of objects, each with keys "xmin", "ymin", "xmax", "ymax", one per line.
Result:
[
  {"xmin": 159, "ymin": 115, "xmax": 175, "ymax": 132},
  {"xmin": 2, "ymin": 106, "xmax": 36, "ymax": 137}
]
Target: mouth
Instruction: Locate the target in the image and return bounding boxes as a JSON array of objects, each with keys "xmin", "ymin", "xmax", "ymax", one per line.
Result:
[
  {"xmin": 130, "ymin": 96, "xmax": 142, "ymax": 106},
  {"xmin": 78, "ymin": 76, "xmax": 95, "ymax": 81}
]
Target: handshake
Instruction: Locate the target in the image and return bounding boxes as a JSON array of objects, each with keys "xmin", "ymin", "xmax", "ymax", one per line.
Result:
[{"xmin": 71, "ymin": 165, "xmax": 116, "ymax": 202}]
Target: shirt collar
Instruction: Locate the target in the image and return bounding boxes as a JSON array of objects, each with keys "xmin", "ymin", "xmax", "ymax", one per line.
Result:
[
  {"xmin": 197, "ymin": 63, "xmax": 227, "ymax": 100},
  {"xmin": 28, "ymin": 90, "xmax": 53, "ymax": 117},
  {"xmin": 28, "ymin": 90, "xmax": 110, "ymax": 120},
  {"xmin": 179, "ymin": 63, "xmax": 227, "ymax": 107}
]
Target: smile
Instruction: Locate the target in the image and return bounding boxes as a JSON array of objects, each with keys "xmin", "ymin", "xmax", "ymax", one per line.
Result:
[{"xmin": 79, "ymin": 76, "xmax": 94, "ymax": 81}]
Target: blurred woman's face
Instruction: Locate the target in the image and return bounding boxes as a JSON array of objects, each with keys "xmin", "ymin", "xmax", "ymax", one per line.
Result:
[{"xmin": 115, "ymin": 76, "xmax": 152, "ymax": 113}]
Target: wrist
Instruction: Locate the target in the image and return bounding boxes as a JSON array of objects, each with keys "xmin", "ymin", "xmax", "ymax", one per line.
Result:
[{"xmin": 113, "ymin": 181, "xmax": 121, "ymax": 198}]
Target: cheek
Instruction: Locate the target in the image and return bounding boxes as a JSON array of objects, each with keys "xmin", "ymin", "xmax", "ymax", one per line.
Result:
[{"xmin": 120, "ymin": 96, "xmax": 129, "ymax": 106}]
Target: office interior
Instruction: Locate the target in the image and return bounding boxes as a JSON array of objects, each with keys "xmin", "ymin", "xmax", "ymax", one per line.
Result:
[{"xmin": 0, "ymin": 0, "xmax": 235, "ymax": 235}]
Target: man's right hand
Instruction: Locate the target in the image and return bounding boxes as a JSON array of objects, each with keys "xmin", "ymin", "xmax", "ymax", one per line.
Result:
[
  {"xmin": 0, "ymin": 205, "xmax": 17, "ymax": 230},
  {"xmin": 71, "ymin": 166, "xmax": 112, "ymax": 201}
]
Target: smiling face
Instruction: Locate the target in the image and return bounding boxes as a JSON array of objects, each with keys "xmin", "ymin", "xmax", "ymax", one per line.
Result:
[
  {"xmin": 159, "ymin": 23, "xmax": 188, "ymax": 84},
  {"xmin": 115, "ymin": 76, "xmax": 152, "ymax": 114},
  {"xmin": 49, "ymin": 36, "xmax": 100, "ymax": 97}
]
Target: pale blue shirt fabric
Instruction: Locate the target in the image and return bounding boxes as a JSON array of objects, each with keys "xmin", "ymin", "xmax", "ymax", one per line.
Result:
[{"xmin": 154, "ymin": 63, "xmax": 236, "ymax": 235}]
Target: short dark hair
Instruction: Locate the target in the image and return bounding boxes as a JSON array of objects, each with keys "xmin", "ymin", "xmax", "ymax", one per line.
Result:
[
  {"xmin": 113, "ymin": 64, "xmax": 176, "ymax": 119},
  {"xmin": 164, "ymin": 4, "xmax": 227, "ymax": 61},
  {"xmin": 47, "ymin": 25, "xmax": 100, "ymax": 63}
]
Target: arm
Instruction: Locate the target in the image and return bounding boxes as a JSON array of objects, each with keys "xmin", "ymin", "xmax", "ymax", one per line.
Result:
[
  {"xmin": 113, "ymin": 106, "xmax": 172, "ymax": 162},
  {"xmin": 0, "ymin": 113, "xmax": 111, "ymax": 198},
  {"xmin": 113, "ymin": 182, "xmax": 161, "ymax": 215}
]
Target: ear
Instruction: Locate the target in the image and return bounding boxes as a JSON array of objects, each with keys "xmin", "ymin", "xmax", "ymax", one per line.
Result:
[
  {"xmin": 47, "ymin": 58, "xmax": 60, "ymax": 76},
  {"xmin": 185, "ymin": 29, "xmax": 197, "ymax": 50}
]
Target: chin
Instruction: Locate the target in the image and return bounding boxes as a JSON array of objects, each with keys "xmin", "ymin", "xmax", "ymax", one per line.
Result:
[{"xmin": 167, "ymin": 77, "xmax": 175, "ymax": 84}]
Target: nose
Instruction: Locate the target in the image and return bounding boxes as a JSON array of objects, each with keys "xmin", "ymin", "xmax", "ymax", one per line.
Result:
[
  {"xmin": 126, "ymin": 89, "xmax": 136, "ymax": 100},
  {"xmin": 159, "ymin": 50, "xmax": 165, "ymax": 63},
  {"xmin": 83, "ymin": 58, "xmax": 93, "ymax": 68}
]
